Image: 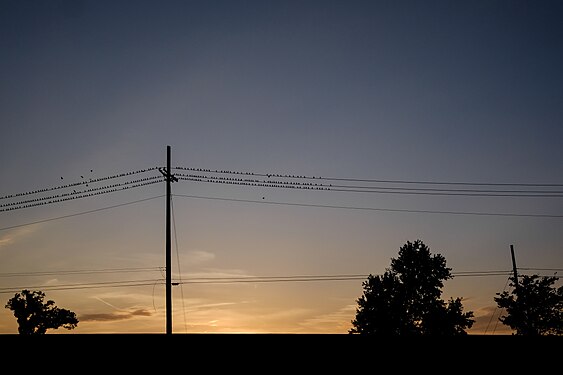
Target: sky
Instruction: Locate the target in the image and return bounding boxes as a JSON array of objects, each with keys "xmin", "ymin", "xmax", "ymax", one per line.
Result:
[{"xmin": 0, "ymin": 0, "xmax": 562, "ymax": 334}]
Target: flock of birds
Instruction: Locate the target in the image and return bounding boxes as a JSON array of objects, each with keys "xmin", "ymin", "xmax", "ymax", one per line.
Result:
[{"xmin": 61, "ymin": 169, "xmax": 93, "ymax": 181}]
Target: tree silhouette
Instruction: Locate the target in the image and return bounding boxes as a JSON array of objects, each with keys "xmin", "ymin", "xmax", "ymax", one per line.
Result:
[
  {"xmin": 494, "ymin": 274, "xmax": 562, "ymax": 335},
  {"xmin": 5, "ymin": 289, "xmax": 78, "ymax": 334},
  {"xmin": 350, "ymin": 240, "xmax": 474, "ymax": 335}
]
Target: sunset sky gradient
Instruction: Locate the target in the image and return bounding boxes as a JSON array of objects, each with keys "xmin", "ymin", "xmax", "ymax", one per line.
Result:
[{"xmin": 1, "ymin": 0, "xmax": 562, "ymax": 334}]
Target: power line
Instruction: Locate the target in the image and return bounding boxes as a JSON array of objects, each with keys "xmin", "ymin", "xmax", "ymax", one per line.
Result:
[
  {"xmin": 170, "ymin": 271, "xmax": 520, "ymax": 282},
  {"xmin": 3, "ymin": 165, "xmax": 560, "ymax": 215},
  {"xmin": 3, "ymin": 165, "xmax": 560, "ymax": 219},
  {"xmin": 484, "ymin": 275, "xmax": 511, "ymax": 335},
  {"xmin": 172, "ymin": 274, "xmax": 371, "ymax": 281},
  {"xmin": 0, "ymin": 278, "xmax": 163, "ymax": 294},
  {"xmin": 0, "ymin": 266, "xmax": 163, "ymax": 278},
  {"xmin": 519, "ymin": 267, "xmax": 563, "ymax": 272},
  {"xmin": 2, "ymin": 270, "xmax": 556, "ymax": 295},
  {"xmin": 0, "ymin": 281, "xmax": 163, "ymax": 295},
  {"xmin": 450, "ymin": 270, "xmax": 511, "ymax": 274},
  {"xmin": 492, "ymin": 281, "xmax": 513, "ymax": 335},
  {"xmin": 0, "ymin": 195, "xmax": 164, "ymax": 231},
  {"xmin": 452, "ymin": 272, "xmax": 512, "ymax": 277},
  {"xmin": 176, "ymin": 175, "xmax": 563, "ymax": 198},
  {"xmin": 176, "ymin": 276, "xmax": 367, "ymax": 285},
  {"xmin": 171, "ymin": 196, "xmax": 188, "ymax": 333},
  {"xmin": 172, "ymin": 271, "xmax": 524, "ymax": 285},
  {"xmin": 4, "ymin": 268, "xmax": 547, "ymax": 281},
  {"xmin": 325, "ymin": 184, "xmax": 563, "ymax": 195},
  {"xmin": 172, "ymin": 194, "xmax": 563, "ymax": 219},
  {"xmin": 0, "ymin": 167, "xmax": 159, "ymax": 201},
  {"xmin": 172, "ymin": 166, "xmax": 563, "ymax": 187},
  {"xmin": 0, "ymin": 176, "xmax": 163, "ymax": 210},
  {"xmin": 0, "ymin": 178, "xmax": 164, "ymax": 212}
]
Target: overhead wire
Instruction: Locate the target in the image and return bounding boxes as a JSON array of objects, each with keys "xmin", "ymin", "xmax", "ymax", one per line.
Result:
[
  {"xmin": 176, "ymin": 173, "xmax": 563, "ymax": 198},
  {"xmin": 171, "ymin": 196, "xmax": 188, "ymax": 333},
  {"xmin": 2, "ymin": 164, "xmax": 559, "ymax": 335},
  {"xmin": 1, "ymin": 269, "xmax": 557, "ymax": 296},
  {"xmin": 0, "ymin": 177, "xmax": 164, "ymax": 212},
  {"xmin": 175, "ymin": 276, "xmax": 367, "ymax": 285},
  {"xmin": 0, "ymin": 278, "xmax": 164, "ymax": 295},
  {"xmin": 0, "ymin": 266, "xmax": 163, "ymax": 278},
  {"xmin": 519, "ymin": 267, "xmax": 562, "ymax": 272},
  {"xmin": 0, "ymin": 167, "xmax": 159, "ymax": 201},
  {"xmin": 172, "ymin": 194, "xmax": 563, "ymax": 219},
  {"xmin": 153, "ymin": 267, "xmax": 168, "ymax": 313},
  {"xmin": 0, "ymin": 175, "xmax": 163, "ymax": 209},
  {"xmin": 172, "ymin": 166, "xmax": 563, "ymax": 187},
  {"xmin": 492, "ymin": 278, "xmax": 514, "ymax": 335},
  {"xmin": 484, "ymin": 275, "xmax": 511, "ymax": 335},
  {"xmin": 0, "ymin": 195, "xmax": 165, "ymax": 231},
  {"xmin": 170, "ymin": 271, "xmax": 518, "ymax": 284},
  {"xmin": 7, "ymin": 268, "xmax": 552, "ymax": 280},
  {"xmin": 2, "ymin": 165, "xmax": 561, "ymax": 220}
]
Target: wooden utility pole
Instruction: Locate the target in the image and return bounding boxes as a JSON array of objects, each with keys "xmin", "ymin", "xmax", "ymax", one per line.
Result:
[
  {"xmin": 510, "ymin": 244, "xmax": 518, "ymax": 289},
  {"xmin": 166, "ymin": 146, "xmax": 172, "ymax": 334},
  {"xmin": 160, "ymin": 146, "xmax": 177, "ymax": 334}
]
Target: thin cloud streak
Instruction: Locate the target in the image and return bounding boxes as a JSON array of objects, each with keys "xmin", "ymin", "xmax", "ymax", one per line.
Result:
[
  {"xmin": 0, "ymin": 227, "xmax": 38, "ymax": 249},
  {"xmin": 80, "ymin": 308, "xmax": 153, "ymax": 322},
  {"xmin": 469, "ymin": 305, "xmax": 513, "ymax": 335},
  {"xmin": 299, "ymin": 304, "xmax": 357, "ymax": 333},
  {"xmin": 94, "ymin": 296, "xmax": 122, "ymax": 311},
  {"xmin": 174, "ymin": 268, "xmax": 254, "ymax": 280},
  {"xmin": 184, "ymin": 249, "xmax": 216, "ymax": 265}
]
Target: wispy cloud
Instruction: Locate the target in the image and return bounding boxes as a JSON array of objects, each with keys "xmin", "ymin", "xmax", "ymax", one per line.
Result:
[
  {"xmin": 468, "ymin": 304, "xmax": 513, "ymax": 335},
  {"xmin": 260, "ymin": 307, "xmax": 312, "ymax": 321},
  {"xmin": 0, "ymin": 237, "xmax": 13, "ymax": 248},
  {"xmin": 299, "ymin": 304, "xmax": 356, "ymax": 333},
  {"xmin": 80, "ymin": 308, "xmax": 153, "ymax": 322},
  {"xmin": 90, "ymin": 290, "xmax": 159, "ymax": 303},
  {"xmin": 185, "ymin": 250, "xmax": 215, "ymax": 265},
  {"xmin": 182, "ymin": 268, "xmax": 250, "ymax": 279},
  {"xmin": 187, "ymin": 301, "xmax": 240, "ymax": 311},
  {"xmin": 0, "ymin": 227, "xmax": 37, "ymax": 249},
  {"xmin": 178, "ymin": 304, "xmax": 313, "ymax": 333},
  {"xmin": 94, "ymin": 297, "xmax": 122, "ymax": 310}
]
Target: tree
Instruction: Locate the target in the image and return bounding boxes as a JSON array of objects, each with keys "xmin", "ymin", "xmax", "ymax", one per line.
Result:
[
  {"xmin": 5, "ymin": 289, "xmax": 78, "ymax": 334},
  {"xmin": 494, "ymin": 274, "xmax": 563, "ymax": 335},
  {"xmin": 349, "ymin": 240, "xmax": 474, "ymax": 335}
]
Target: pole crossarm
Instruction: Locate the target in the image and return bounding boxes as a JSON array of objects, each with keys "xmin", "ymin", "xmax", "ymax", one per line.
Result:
[{"xmin": 159, "ymin": 167, "xmax": 178, "ymax": 182}]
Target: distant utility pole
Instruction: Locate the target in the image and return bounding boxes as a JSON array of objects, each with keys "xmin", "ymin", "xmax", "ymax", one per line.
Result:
[
  {"xmin": 510, "ymin": 244, "xmax": 518, "ymax": 289},
  {"xmin": 160, "ymin": 146, "xmax": 178, "ymax": 334}
]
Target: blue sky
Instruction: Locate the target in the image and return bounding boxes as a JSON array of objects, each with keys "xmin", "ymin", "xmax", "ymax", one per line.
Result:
[{"xmin": 0, "ymin": 0, "xmax": 562, "ymax": 333}]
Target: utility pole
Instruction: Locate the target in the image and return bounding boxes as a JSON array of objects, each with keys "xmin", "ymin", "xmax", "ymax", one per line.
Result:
[
  {"xmin": 510, "ymin": 244, "xmax": 518, "ymax": 289},
  {"xmin": 160, "ymin": 146, "xmax": 177, "ymax": 334}
]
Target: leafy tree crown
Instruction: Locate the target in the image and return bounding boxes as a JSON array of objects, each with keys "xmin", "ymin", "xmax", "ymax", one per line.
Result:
[{"xmin": 5, "ymin": 289, "xmax": 79, "ymax": 334}]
